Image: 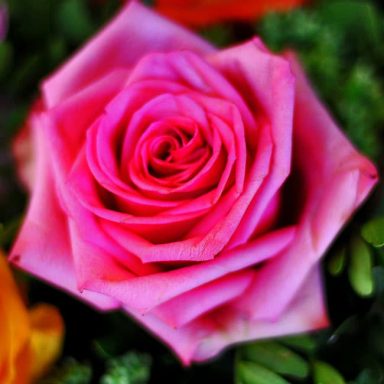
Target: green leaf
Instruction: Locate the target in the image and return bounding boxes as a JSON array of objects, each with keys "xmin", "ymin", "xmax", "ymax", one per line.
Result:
[
  {"xmin": 328, "ymin": 247, "xmax": 347, "ymax": 276},
  {"xmin": 319, "ymin": 1, "xmax": 383, "ymax": 56},
  {"xmin": 0, "ymin": 41, "xmax": 12, "ymax": 79},
  {"xmin": 57, "ymin": 0, "xmax": 95, "ymax": 44},
  {"xmin": 278, "ymin": 334, "xmax": 317, "ymax": 354},
  {"xmin": 236, "ymin": 361, "xmax": 290, "ymax": 384},
  {"xmin": 361, "ymin": 217, "xmax": 384, "ymax": 248},
  {"xmin": 100, "ymin": 352, "xmax": 151, "ymax": 384},
  {"xmin": 313, "ymin": 361, "xmax": 346, "ymax": 384},
  {"xmin": 355, "ymin": 368, "xmax": 383, "ymax": 384},
  {"xmin": 348, "ymin": 237, "xmax": 374, "ymax": 297},
  {"xmin": 0, "ymin": 217, "xmax": 21, "ymax": 247},
  {"xmin": 241, "ymin": 341, "xmax": 309, "ymax": 379},
  {"xmin": 39, "ymin": 358, "xmax": 92, "ymax": 384}
]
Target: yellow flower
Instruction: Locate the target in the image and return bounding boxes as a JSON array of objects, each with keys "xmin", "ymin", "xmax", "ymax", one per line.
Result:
[{"xmin": 0, "ymin": 254, "xmax": 64, "ymax": 383}]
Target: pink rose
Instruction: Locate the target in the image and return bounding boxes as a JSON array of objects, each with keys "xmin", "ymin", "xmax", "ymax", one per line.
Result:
[{"xmin": 11, "ymin": 2, "xmax": 377, "ymax": 364}]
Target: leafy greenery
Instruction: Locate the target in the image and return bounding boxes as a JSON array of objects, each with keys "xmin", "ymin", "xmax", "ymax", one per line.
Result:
[
  {"xmin": 100, "ymin": 352, "xmax": 152, "ymax": 384},
  {"xmin": 40, "ymin": 359, "xmax": 92, "ymax": 384},
  {"xmin": 258, "ymin": 1, "xmax": 384, "ymax": 160}
]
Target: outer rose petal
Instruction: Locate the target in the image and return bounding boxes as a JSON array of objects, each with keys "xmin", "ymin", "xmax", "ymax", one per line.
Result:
[
  {"xmin": 43, "ymin": 1, "xmax": 215, "ymax": 107},
  {"xmin": 10, "ymin": 113, "xmax": 119, "ymax": 311},
  {"xmin": 233, "ymin": 53, "xmax": 378, "ymax": 321},
  {"xmin": 83, "ymin": 227, "xmax": 295, "ymax": 311},
  {"xmin": 125, "ymin": 266, "xmax": 328, "ymax": 365},
  {"xmin": 210, "ymin": 38, "xmax": 294, "ymax": 247}
]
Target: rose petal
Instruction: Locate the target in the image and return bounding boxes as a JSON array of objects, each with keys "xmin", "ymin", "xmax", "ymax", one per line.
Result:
[
  {"xmin": 124, "ymin": 266, "xmax": 328, "ymax": 365},
  {"xmin": 154, "ymin": 270, "xmax": 255, "ymax": 328},
  {"xmin": 43, "ymin": 2, "xmax": 215, "ymax": 107},
  {"xmin": 210, "ymin": 38, "xmax": 295, "ymax": 247},
  {"xmin": 83, "ymin": 227, "xmax": 295, "ymax": 311},
  {"xmin": 10, "ymin": 114, "xmax": 119, "ymax": 311},
  {"xmin": 46, "ymin": 69, "xmax": 130, "ymax": 180},
  {"xmin": 233, "ymin": 52, "xmax": 378, "ymax": 321}
]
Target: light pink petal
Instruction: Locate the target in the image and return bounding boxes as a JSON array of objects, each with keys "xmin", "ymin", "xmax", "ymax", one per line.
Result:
[
  {"xmin": 154, "ymin": 270, "xmax": 255, "ymax": 328},
  {"xmin": 234, "ymin": 53, "xmax": 378, "ymax": 321},
  {"xmin": 42, "ymin": 2, "xmax": 215, "ymax": 107},
  {"xmin": 83, "ymin": 227, "xmax": 295, "ymax": 311},
  {"xmin": 10, "ymin": 113, "xmax": 119, "ymax": 310},
  {"xmin": 98, "ymin": 115, "xmax": 272, "ymax": 263},
  {"xmin": 210, "ymin": 38, "xmax": 295, "ymax": 248},
  {"xmin": 62, "ymin": 161, "xmax": 161, "ymax": 278},
  {"xmin": 46, "ymin": 69, "xmax": 130, "ymax": 183},
  {"xmin": 124, "ymin": 267, "xmax": 328, "ymax": 365}
]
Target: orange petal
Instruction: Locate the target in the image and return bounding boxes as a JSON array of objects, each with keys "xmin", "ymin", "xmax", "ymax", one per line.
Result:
[
  {"xmin": 0, "ymin": 255, "xmax": 30, "ymax": 384},
  {"xmin": 28, "ymin": 304, "xmax": 64, "ymax": 381}
]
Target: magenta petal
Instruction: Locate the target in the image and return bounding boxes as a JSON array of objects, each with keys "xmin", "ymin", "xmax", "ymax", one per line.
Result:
[
  {"xmin": 46, "ymin": 70, "xmax": 130, "ymax": 182},
  {"xmin": 154, "ymin": 270, "xmax": 254, "ymax": 328},
  {"xmin": 234, "ymin": 53, "xmax": 378, "ymax": 321},
  {"xmin": 83, "ymin": 227, "xmax": 295, "ymax": 311},
  {"xmin": 42, "ymin": 3, "xmax": 215, "ymax": 107},
  {"xmin": 211, "ymin": 38, "xmax": 295, "ymax": 247},
  {"xmin": 124, "ymin": 267, "xmax": 328, "ymax": 365},
  {"xmin": 10, "ymin": 114, "xmax": 119, "ymax": 310}
]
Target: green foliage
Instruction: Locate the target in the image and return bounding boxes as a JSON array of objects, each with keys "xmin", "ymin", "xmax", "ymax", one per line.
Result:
[
  {"xmin": 258, "ymin": 1, "xmax": 384, "ymax": 160},
  {"xmin": 40, "ymin": 359, "xmax": 92, "ymax": 384},
  {"xmin": 349, "ymin": 237, "xmax": 374, "ymax": 297},
  {"xmin": 57, "ymin": 0, "xmax": 95, "ymax": 44},
  {"xmin": 236, "ymin": 361, "xmax": 290, "ymax": 384},
  {"xmin": 39, "ymin": 353, "xmax": 151, "ymax": 384},
  {"xmin": 241, "ymin": 341, "xmax": 309, "ymax": 379},
  {"xmin": 313, "ymin": 361, "xmax": 346, "ymax": 384},
  {"xmin": 100, "ymin": 352, "xmax": 152, "ymax": 384},
  {"xmin": 235, "ymin": 335, "xmax": 339, "ymax": 384},
  {"xmin": 362, "ymin": 217, "xmax": 384, "ymax": 248},
  {"xmin": 328, "ymin": 247, "xmax": 347, "ymax": 277}
]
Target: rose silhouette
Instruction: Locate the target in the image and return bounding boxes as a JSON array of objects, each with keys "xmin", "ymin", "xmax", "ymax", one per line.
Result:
[{"xmin": 11, "ymin": 2, "xmax": 377, "ymax": 363}]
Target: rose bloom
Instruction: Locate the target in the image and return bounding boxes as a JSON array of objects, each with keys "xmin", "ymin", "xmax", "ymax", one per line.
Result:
[
  {"xmin": 155, "ymin": 0, "xmax": 306, "ymax": 27},
  {"xmin": 0, "ymin": 254, "xmax": 64, "ymax": 383},
  {"xmin": 11, "ymin": 2, "xmax": 377, "ymax": 364}
]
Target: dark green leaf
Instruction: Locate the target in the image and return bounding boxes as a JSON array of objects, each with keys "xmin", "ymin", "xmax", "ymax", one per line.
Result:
[
  {"xmin": 57, "ymin": 0, "xmax": 95, "ymax": 44},
  {"xmin": 100, "ymin": 352, "xmax": 151, "ymax": 384},
  {"xmin": 361, "ymin": 217, "xmax": 384, "ymax": 248},
  {"xmin": 328, "ymin": 247, "xmax": 347, "ymax": 276},
  {"xmin": 241, "ymin": 341, "xmax": 309, "ymax": 379},
  {"xmin": 39, "ymin": 358, "xmax": 92, "ymax": 384},
  {"xmin": 0, "ymin": 41, "xmax": 12, "ymax": 79},
  {"xmin": 313, "ymin": 361, "xmax": 346, "ymax": 384},
  {"xmin": 349, "ymin": 237, "xmax": 374, "ymax": 297},
  {"xmin": 236, "ymin": 361, "xmax": 290, "ymax": 384}
]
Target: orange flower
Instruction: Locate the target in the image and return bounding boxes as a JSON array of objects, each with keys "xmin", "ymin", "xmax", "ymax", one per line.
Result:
[
  {"xmin": 155, "ymin": 0, "xmax": 307, "ymax": 27},
  {"xmin": 0, "ymin": 254, "xmax": 64, "ymax": 384}
]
